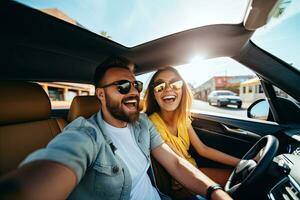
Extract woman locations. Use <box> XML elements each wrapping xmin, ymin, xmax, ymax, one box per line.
<box><xmin>144</xmin><ymin>67</ymin><xmax>239</xmax><ymax>198</ymax></box>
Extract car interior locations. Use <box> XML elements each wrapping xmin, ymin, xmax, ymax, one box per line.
<box><xmin>0</xmin><ymin>0</ymin><xmax>300</xmax><ymax>200</ymax></box>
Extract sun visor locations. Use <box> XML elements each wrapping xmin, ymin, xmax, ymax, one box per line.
<box><xmin>243</xmin><ymin>0</ymin><xmax>279</xmax><ymax>31</ymax></box>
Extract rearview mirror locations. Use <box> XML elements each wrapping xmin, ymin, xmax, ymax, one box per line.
<box><xmin>247</xmin><ymin>99</ymin><xmax>270</xmax><ymax>120</ymax></box>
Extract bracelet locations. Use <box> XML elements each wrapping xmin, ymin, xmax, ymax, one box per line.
<box><xmin>206</xmin><ymin>184</ymin><xmax>223</xmax><ymax>200</ymax></box>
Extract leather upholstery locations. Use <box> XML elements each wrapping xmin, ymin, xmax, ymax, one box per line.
<box><xmin>0</xmin><ymin>81</ymin><xmax>66</xmax><ymax>175</ymax></box>
<box><xmin>199</xmin><ymin>168</ymin><xmax>232</xmax><ymax>187</ymax></box>
<box><xmin>56</xmin><ymin>118</ymin><xmax>68</xmax><ymax>131</ymax></box>
<box><xmin>67</xmin><ymin>96</ymin><xmax>101</xmax><ymax>122</ymax></box>
<box><xmin>152</xmin><ymin>159</ymin><xmax>232</xmax><ymax>199</ymax></box>
<box><xmin>0</xmin><ymin>81</ymin><xmax>51</xmax><ymax>125</ymax></box>
<box><xmin>0</xmin><ymin>119</ymin><xmax>62</xmax><ymax>175</ymax></box>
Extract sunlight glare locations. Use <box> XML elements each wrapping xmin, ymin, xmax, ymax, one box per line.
<box><xmin>190</xmin><ymin>55</ymin><xmax>206</xmax><ymax>65</ymax></box>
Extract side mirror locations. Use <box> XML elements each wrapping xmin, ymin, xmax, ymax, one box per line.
<box><xmin>247</xmin><ymin>99</ymin><xmax>270</xmax><ymax>120</ymax></box>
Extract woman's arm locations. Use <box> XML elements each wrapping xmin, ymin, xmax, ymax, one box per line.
<box><xmin>188</xmin><ymin>126</ymin><xmax>240</xmax><ymax>167</ymax></box>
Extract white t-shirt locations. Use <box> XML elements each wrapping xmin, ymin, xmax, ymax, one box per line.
<box><xmin>103</xmin><ymin>121</ymin><xmax>160</xmax><ymax>200</ymax></box>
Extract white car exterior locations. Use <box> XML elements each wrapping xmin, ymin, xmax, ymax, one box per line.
<box><xmin>208</xmin><ymin>90</ymin><xmax>242</xmax><ymax>108</ymax></box>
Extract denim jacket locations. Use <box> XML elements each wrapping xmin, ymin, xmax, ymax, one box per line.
<box><xmin>21</xmin><ymin>111</ymin><xmax>165</xmax><ymax>200</ymax></box>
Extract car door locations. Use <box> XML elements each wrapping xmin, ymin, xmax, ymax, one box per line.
<box><xmin>190</xmin><ymin>110</ymin><xmax>283</xmax><ymax>168</ymax></box>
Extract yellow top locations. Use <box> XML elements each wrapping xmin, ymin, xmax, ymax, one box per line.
<box><xmin>149</xmin><ymin>112</ymin><xmax>197</xmax><ymax>167</ymax></box>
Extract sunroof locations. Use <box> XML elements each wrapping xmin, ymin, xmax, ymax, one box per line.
<box><xmin>16</xmin><ymin>0</ymin><xmax>250</xmax><ymax>47</ymax></box>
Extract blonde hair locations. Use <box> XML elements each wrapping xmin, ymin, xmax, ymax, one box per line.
<box><xmin>144</xmin><ymin>67</ymin><xmax>193</xmax><ymax>128</ymax></box>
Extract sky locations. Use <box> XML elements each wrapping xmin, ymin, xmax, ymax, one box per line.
<box><xmin>15</xmin><ymin>0</ymin><xmax>300</xmax><ymax>88</ymax></box>
<box><xmin>15</xmin><ymin>0</ymin><xmax>249</xmax><ymax>47</ymax></box>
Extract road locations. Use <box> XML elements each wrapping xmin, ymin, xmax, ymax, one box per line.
<box><xmin>191</xmin><ymin>100</ymin><xmax>251</xmax><ymax>118</ymax></box>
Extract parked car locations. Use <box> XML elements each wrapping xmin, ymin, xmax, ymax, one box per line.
<box><xmin>208</xmin><ymin>90</ymin><xmax>242</xmax><ymax>108</ymax></box>
<box><xmin>0</xmin><ymin>1</ymin><xmax>300</xmax><ymax>200</ymax></box>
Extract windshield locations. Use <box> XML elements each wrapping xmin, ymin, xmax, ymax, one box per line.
<box><xmin>217</xmin><ymin>92</ymin><xmax>234</xmax><ymax>96</ymax></box>
<box><xmin>15</xmin><ymin>0</ymin><xmax>249</xmax><ymax>47</ymax></box>
<box><xmin>252</xmin><ymin>0</ymin><xmax>300</xmax><ymax>72</ymax></box>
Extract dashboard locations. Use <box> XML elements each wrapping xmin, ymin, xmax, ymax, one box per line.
<box><xmin>284</xmin><ymin>129</ymin><xmax>300</xmax><ymax>156</ymax></box>
<box><xmin>268</xmin><ymin>154</ymin><xmax>300</xmax><ymax>200</ymax></box>
<box><xmin>287</xmin><ymin>146</ymin><xmax>300</xmax><ymax>156</ymax></box>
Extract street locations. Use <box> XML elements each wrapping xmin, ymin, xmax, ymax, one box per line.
<box><xmin>191</xmin><ymin>99</ymin><xmax>250</xmax><ymax>118</ymax></box>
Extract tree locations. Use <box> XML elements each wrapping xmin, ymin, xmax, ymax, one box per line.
<box><xmin>99</xmin><ymin>31</ymin><xmax>112</xmax><ymax>39</ymax></box>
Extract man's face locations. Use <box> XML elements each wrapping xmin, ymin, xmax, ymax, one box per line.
<box><xmin>100</xmin><ymin>67</ymin><xmax>140</xmax><ymax>123</ymax></box>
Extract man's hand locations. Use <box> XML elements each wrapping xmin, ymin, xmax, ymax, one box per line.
<box><xmin>0</xmin><ymin>160</ymin><xmax>77</xmax><ymax>200</ymax></box>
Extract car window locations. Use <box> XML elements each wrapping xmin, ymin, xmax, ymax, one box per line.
<box><xmin>216</xmin><ymin>92</ymin><xmax>234</xmax><ymax>96</ymax></box>
<box><xmin>137</xmin><ymin>57</ymin><xmax>270</xmax><ymax>121</ymax></box>
<box><xmin>37</xmin><ymin>82</ymin><xmax>95</xmax><ymax>109</ymax></box>
<box><xmin>250</xmin><ymin>0</ymin><xmax>300</xmax><ymax>119</ymax></box>
<box><xmin>273</xmin><ymin>85</ymin><xmax>300</xmax><ymax>107</ymax></box>
<box><xmin>16</xmin><ymin>0</ymin><xmax>249</xmax><ymax>47</ymax></box>
<box><xmin>252</xmin><ymin>0</ymin><xmax>300</xmax><ymax>72</ymax></box>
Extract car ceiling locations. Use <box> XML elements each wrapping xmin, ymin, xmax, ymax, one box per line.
<box><xmin>0</xmin><ymin>0</ymin><xmax>272</xmax><ymax>85</ymax></box>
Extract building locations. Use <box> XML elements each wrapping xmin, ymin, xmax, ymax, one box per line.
<box><xmin>239</xmin><ymin>77</ymin><xmax>266</xmax><ymax>104</ymax></box>
<box><xmin>194</xmin><ymin>75</ymin><xmax>253</xmax><ymax>101</ymax></box>
<box><xmin>40</xmin><ymin>8</ymin><xmax>85</xmax><ymax>28</ymax></box>
<box><xmin>38</xmin><ymin>82</ymin><xmax>95</xmax><ymax>109</ymax></box>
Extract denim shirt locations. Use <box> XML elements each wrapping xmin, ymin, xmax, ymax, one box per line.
<box><xmin>21</xmin><ymin>111</ymin><xmax>164</xmax><ymax>200</ymax></box>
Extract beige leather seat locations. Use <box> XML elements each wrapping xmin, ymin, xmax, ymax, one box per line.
<box><xmin>0</xmin><ymin>81</ymin><xmax>67</xmax><ymax>175</ymax></box>
<box><xmin>67</xmin><ymin>96</ymin><xmax>101</xmax><ymax>122</ymax></box>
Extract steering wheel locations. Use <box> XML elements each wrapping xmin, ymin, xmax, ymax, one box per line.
<box><xmin>224</xmin><ymin>135</ymin><xmax>279</xmax><ymax>198</ymax></box>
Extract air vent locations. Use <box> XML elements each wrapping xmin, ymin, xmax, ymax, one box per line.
<box><xmin>269</xmin><ymin>177</ymin><xmax>300</xmax><ymax>200</ymax></box>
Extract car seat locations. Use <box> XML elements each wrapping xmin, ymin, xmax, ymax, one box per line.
<box><xmin>0</xmin><ymin>81</ymin><xmax>66</xmax><ymax>175</ymax></box>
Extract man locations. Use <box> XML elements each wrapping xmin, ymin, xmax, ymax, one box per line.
<box><xmin>0</xmin><ymin>57</ymin><xmax>232</xmax><ymax>200</ymax></box>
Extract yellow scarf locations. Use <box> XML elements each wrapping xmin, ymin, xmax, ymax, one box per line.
<box><xmin>149</xmin><ymin>112</ymin><xmax>197</xmax><ymax>167</ymax></box>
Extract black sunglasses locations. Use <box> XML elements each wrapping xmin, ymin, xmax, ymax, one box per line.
<box><xmin>100</xmin><ymin>80</ymin><xmax>143</xmax><ymax>94</ymax></box>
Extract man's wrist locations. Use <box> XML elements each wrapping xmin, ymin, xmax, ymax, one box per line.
<box><xmin>206</xmin><ymin>184</ymin><xmax>223</xmax><ymax>200</ymax></box>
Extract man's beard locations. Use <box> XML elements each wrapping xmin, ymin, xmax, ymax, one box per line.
<box><xmin>105</xmin><ymin>92</ymin><xmax>140</xmax><ymax>123</ymax></box>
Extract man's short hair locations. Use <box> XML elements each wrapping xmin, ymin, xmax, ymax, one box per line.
<box><xmin>93</xmin><ymin>56</ymin><xmax>135</xmax><ymax>88</ymax></box>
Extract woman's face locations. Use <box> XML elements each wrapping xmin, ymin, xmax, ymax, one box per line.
<box><xmin>153</xmin><ymin>70</ymin><xmax>183</xmax><ymax>112</ymax></box>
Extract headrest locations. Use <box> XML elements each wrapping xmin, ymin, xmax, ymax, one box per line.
<box><xmin>67</xmin><ymin>96</ymin><xmax>101</xmax><ymax>122</ymax></box>
<box><xmin>0</xmin><ymin>81</ymin><xmax>51</xmax><ymax>125</ymax></box>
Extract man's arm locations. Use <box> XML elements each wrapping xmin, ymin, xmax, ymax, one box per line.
<box><xmin>0</xmin><ymin>160</ymin><xmax>76</xmax><ymax>200</ymax></box>
<box><xmin>0</xmin><ymin>118</ymin><xmax>99</xmax><ymax>199</ymax></box>
<box><xmin>151</xmin><ymin>143</ymin><xmax>233</xmax><ymax>200</ymax></box>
